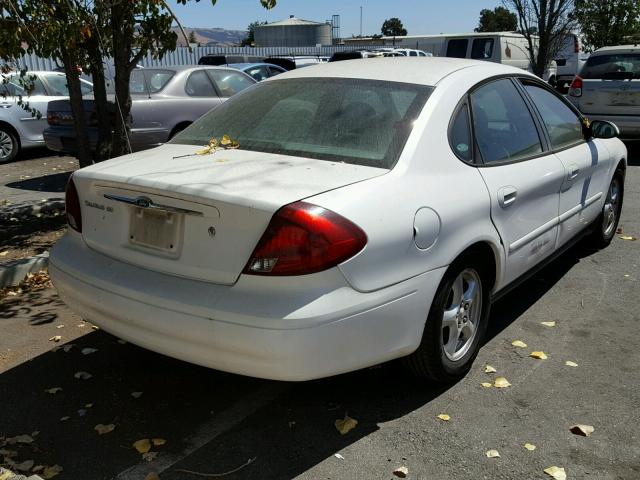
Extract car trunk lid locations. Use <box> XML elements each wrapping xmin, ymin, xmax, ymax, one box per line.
<box><xmin>73</xmin><ymin>144</ymin><xmax>386</xmax><ymax>284</ymax></box>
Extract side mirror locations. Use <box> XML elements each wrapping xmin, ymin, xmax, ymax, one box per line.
<box><xmin>589</xmin><ymin>119</ymin><xmax>620</xmax><ymax>139</ymax></box>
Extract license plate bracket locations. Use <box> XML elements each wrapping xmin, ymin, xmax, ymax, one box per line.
<box><xmin>129</xmin><ymin>207</ymin><xmax>183</xmax><ymax>255</ymax></box>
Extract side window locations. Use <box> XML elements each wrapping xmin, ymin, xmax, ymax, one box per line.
<box><xmin>471</xmin><ymin>39</ymin><xmax>494</xmax><ymax>59</ymax></box>
<box><xmin>185</xmin><ymin>70</ymin><xmax>216</xmax><ymax>97</ymax></box>
<box><xmin>9</xmin><ymin>74</ymin><xmax>46</xmax><ymax>96</ymax></box>
<box><xmin>409</xmin><ymin>51</ymin><xmax>418</xmax><ymax>57</ymax></box>
<box><xmin>129</xmin><ymin>70</ymin><xmax>147</xmax><ymax>95</ymax></box>
<box><xmin>245</xmin><ymin>67</ymin><xmax>268</xmax><ymax>82</ymax></box>
<box><xmin>450</xmin><ymin>103</ymin><xmax>472</xmax><ymax>161</ymax></box>
<box><xmin>268</xmin><ymin>67</ymin><xmax>284</xmax><ymax>77</ymax></box>
<box><xmin>207</xmin><ymin>70</ymin><xmax>255</xmax><ymax>97</ymax></box>
<box><xmin>522</xmin><ymin>81</ymin><xmax>584</xmax><ymax>149</ymax></box>
<box><xmin>470</xmin><ymin>79</ymin><xmax>542</xmax><ymax>164</ymax></box>
<box><xmin>446</xmin><ymin>39</ymin><xmax>468</xmax><ymax>58</ymax></box>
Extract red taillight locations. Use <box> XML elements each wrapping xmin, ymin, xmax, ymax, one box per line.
<box><xmin>569</xmin><ymin>76</ymin><xmax>583</xmax><ymax>97</ymax></box>
<box><xmin>244</xmin><ymin>201</ymin><xmax>367</xmax><ymax>276</ymax></box>
<box><xmin>65</xmin><ymin>177</ymin><xmax>82</xmax><ymax>233</ymax></box>
<box><xmin>47</xmin><ymin>112</ymin><xmax>60</xmax><ymax>126</ymax></box>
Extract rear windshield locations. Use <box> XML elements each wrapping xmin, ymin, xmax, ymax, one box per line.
<box><xmin>171</xmin><ymin>78</ymin><xmax>432</xmax><ymax>169</ymax></box>
<box><xmin>581</xmin><ymin>53</ymin><xmax>640</xmax><ymax>79</ymax></box>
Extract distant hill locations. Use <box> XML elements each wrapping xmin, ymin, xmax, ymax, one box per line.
<box><xmin>173</xmin><ymin>27</ymin><xmax>248</xmax><ymax>47</ymax></box>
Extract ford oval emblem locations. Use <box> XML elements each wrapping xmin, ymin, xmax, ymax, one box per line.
<box><xmin>135</xmin><ymin>196</ymin><xmax>152</xmax><ymax>208</ymax></box>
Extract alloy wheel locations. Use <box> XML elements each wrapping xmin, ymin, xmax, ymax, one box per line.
<box><xmin>0</xmin><ymin>130</ymin><xmax>14</xmax><ymax>161</ymax></box>
<box><xmin>602</xmin><ymin>178</ymin><xmax>620</xmax><ymax>238</ymax></box>
<box><xmin>442</xmin><ymin>268</ymin><xmax>482</xmax><ymax>362</ymax></box>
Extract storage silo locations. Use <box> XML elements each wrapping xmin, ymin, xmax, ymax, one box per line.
<box><xmin>254</xmin><ymin>16</ymin><xmax>332</xmax><ymax>47</ymax></box>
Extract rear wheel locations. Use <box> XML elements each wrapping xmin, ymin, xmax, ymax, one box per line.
<box><xmin>589</xmin><ymin>171</ymin><xmax>624</xmax><ymax>248</ymax></box>
<box><xmin>0</xmin><ymin>127</ymin><xmax>18</xmax><ymax>163</ymax></box>
<box><xmin>403</xmin><ymin>255</ymin><xmax>491</xmax><ymax>383</ymax></box>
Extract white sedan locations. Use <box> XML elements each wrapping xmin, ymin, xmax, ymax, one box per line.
<box><xmin>50</xmin><ymin>58</ymin><xmax>627</xmax><ymax>382</ymax></box>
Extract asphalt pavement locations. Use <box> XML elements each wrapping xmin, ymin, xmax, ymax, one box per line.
<box><xmin>0</xmin><ymin>147</ymin><xmax>639</xmax><ymax>480</ymax></box>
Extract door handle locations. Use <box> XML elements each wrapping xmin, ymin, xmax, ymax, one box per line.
<box><xmin>498</xmin><ymin>186</ymin><xmax>518</xmax><ymax>207</ymax></box>
<box><xmin>568</xmin><ymin>166</ymin><xmax>580</xmax><ymax>180</ymax></box>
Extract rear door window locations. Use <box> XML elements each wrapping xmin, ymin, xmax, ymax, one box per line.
<box><xmin>471</xmin><ymin>39</ymin><xmax>494</xmax><ymax>59</ymax></box>
<box><xmin>446</xmin><ymin>39</ymin><xmax>469</xmax><ymax>58</ymax></box>
<box><xmin>185</xmin><ymin>70</ymin><xmax>217</xmax><ymax>97</ymax></box>
<box><xmin>5</xmin><ymin>74</ymin><xmax>46</xmax><ymax>96</ymax></box>
<box><xmin>129</xmin><ymin>70</ymin><xmax>147</xmax><ymax>94</ymax></box>
<box><xmin>470</xmin><ymin>79</ymin><xmax>543</xmax><ymax>163</ymax></box>
<box><xmin>207</xmin><ymin>70</ymin><xmax>255</xmax><ymax>97</ymax></box>
<box><xmin>581</xmin><ymin>53</ymin><xmax>640</xmax><ymax>79</ymax></box>
<box><xmin>521</xmin><ymin>81</ymin><xmax>584</xmax><ymax>149</ymax></box>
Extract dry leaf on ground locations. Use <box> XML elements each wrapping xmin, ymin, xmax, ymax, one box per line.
<box><xmin>131</xmin><ymin>391</ymin><xmax>143</xmax><ymax>398</ymax></box>
<box><xmin>524</xmin><ymin>443</ymin><xmax>536</xmax><ymax>451</ymax></box>
<box><xmin>484</xmin><ymin>365</ymin><xmax>497</xmax><ymax>373</ymax></box>
<box><xmin>565</xmin><ymin>361</ymin><xmax>578</xmax><ymax>367</ymax></box>
<box><xmin>6</xmin><ymin>434</ymin><xmax>34</xmax><ymax>444</ymax></box>
<box><xmin>45</xmin><ymin>387</ymin><xmax>62</xmax><ymax>394</ymax></box>
<box><xmin>117</xmin><ymin>339</ymin><xmax>127</xmax><ymax>344</ymax></box>
<box><xmin>74</xmin><ymin>371</ymin><xmax>93</xmax><ymax>380</ymax></box>
<box><xmin>494</xmin><ymin>377</ymin><xmax>511</xmax><ymax>388</ymax></box>
<box><xmin>334</xmin><ymin>453</ymin><xmax>344</xmax><ymax>460</ymax></box>
<box><xmin>56</xmin><ymin>324</ymin><xmax>64</xmax><ymax>329</ymax></box>
<box><xmin>41</xmin><ymin>465</ymin><xmax>63</xmax><ymax>479</ymax></box>
<box><xmin>544</xmin><ymin>466</ymin><xmax>567</xmax><ymax>480</ymax></box>
<box><xmin>133</xmin><ymin>439</ymin><xmax>152</xmax><ymax>454</ymax></box>
<box><xmin>0</xmin><ymin>251</ymin><xmax>8</xmax><ymax>257</ymax></box>
<box><xmin>619</xmin><ymin>235</ymin><xmax>637</xmax><ymax>241</ymax></box>
<box><xmin>480</xmin><ymin>382</ymin><xmax>492</xmax><ymax>388</ymax></box>
<box><xmin>14</xmin><ymin>459</ymin><xmax>35</xmax><ymax>472</ymax></box>
<box><xmin>541</xmin><ymin>321</ymin><xmax>556</xmax><ymax>327</ymax></box>
<box><xmin>530</xmin><ymin>351</ymin><xmax>548</xmax><ymax>360</ymax></box>
<box><xmin>485</xmin><ymin>449</ymin><xmax>500</xmax><ymax>458</ymax></box>
<box><xmin>570</xmin><ymin>424</ymin><xmax>594</xmax><ymax>437</ymax></box>
<box><xmin>511</xmin><ymin>340</ymin><xmax>527</xmax><ymax>348</ymax></box>
<box><xmin>334</xmin><ymin>414</ymin><xmax>358</xmax><ymax>435</ymax></box>
<box><xmin>393</xmin><ymin>466</ymin><xmax>409</xmax><ymax>478</ymax></box>
<box><xmin>437</xmin><ymin>414</ymin><xmax>450</xmax><ymax>421</ymax></box>
<box><xmin>94</xmin><ymin>424</ymin><xmax>116</xmax><ymax>435</ymax></box>
<box><xmin>151</xmin><ymin>438</ymin><xmax>166</xmax><ymax>446</ymax></box>
<box><xmin>49</xmin><ymin>336</ymin><xmax>62</xmax><ymax>342</ymax></box>
<box><xmin>81</xmin><ymin>347</ymin><xmax>98</xmax><ymax>355</ymax></box>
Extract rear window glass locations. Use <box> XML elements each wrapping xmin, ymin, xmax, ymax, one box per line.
<box><xmin>171</xmin><ymin>78</ymin><xmax>432</xmax><ymax>169</ymax></box>
<box><xmin>581</xmin><ymin>53</ymin><xmax>640</xmax><ymax>79</ymax></box>
<box><xmin>207</xmin><ymin>70</ymin><xmax>255</xmax><ymax>97</ymax></box>
<box><xmin>471</xmin><ymin>39</ymin><xmax>494</xmax><ymax>59</ymax></box>
<box><xmin>42</xmin><ymin>73</ymin><xmax>92</xmax><ymax>95</ymax></box>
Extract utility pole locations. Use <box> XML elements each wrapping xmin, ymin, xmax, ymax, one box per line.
<box><xmin>360</xmin><ymin>6</ymin><xmax>362</xmax><ymax>37</ymax></box>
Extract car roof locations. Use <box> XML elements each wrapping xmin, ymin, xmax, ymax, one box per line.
<box><xmin>229</xmin><ymin>63</ymin><xmax>283</xmax><ymax>69</ymax></box>
<box><xmin>591</xmin><ymin>45</ymin><xmax>640</xmax><ymax>55</ymax></box>
<box><xmin>273</xmin><ymin>57</ymin><xmax>527</xmax><ymax>86</ymax></box>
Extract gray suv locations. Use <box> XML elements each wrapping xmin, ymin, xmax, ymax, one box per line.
<box><xmin>568</xmin><ymin>45</ymin><xmax>640</xmax><ymax>139</ymax></box>
<box><xmin>0</xmin><ymin>71</ymin><xmax>93</xmax><ymax>163</ymax></box>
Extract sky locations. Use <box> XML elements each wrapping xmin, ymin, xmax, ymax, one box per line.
<box><xmin>173</xmin><ymin>0</ymin><xmax>503</xmax><ymax>36</ymax></box>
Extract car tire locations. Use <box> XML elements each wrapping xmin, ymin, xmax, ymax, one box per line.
<box><xmin>589</xmin><ymin>170</ymin><xmax>624</xmax><ymax>249</ymax></box>
<box><xmin>402</xmin><ymin>254</ymin><xmax>491</xmax><ymax>383</ymax></box>
<box><xmin>0</xmin><ymin>127</ymin><xmax>19</xmax><ymax>164</ymax></box>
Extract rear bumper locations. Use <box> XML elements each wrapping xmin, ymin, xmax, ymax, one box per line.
<box><xmin>43</xmin><ymin>126</ymin><xmax>98</xmax><ymax>153</ymax></box>
<box><xmin>49</xmin><ymin>232</ymin><xmax>445</xmax><ymax>381</ymax></box>
<box><xmin>582</xmin><ymin>114</ymin><xmax>640</xmax><ymax>139</ymax></box>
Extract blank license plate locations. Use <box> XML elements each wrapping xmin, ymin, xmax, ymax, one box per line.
<box><xmin>129</xmin><ymin>208</ymin><xmax>181</xmax><ymax>253</ymax></box>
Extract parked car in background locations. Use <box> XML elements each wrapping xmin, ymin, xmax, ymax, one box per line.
<box><xmin>329</xmin><ymin>50</ymin><xmax>385</xmax><ymax>62</ymax></box>
<box><xmin>0</xmin><ymin>71</ymin><xmax>93</xmax><ymax>163</ymax></box>
<box><xmin>51</xmin><ymin>58</ymin><xmax>625</xmax><ymax>383</ymax></box>
<box><xmin>44</xmin><ymin>66</ymin><xmax>255</xmax><ymax>155</ymax></box>
<box><xmin>568</xmin><ymin>45</ymin><xmax>640</xmax><ymax>139</ymax></box>
<box><xmin>554</xmin><ymin>33</ymin><xmax>589</xmax><ymax>93</ymax></box>
<box><xmin>228</xmin><ymin>63</ymin><xmax>287</xmax><ymax>82</ymax></box>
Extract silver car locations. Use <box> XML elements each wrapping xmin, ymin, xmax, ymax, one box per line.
<box><xmin>44</xmin><ymin>66</ymin><xmax>256</xmax><ymax>154</ymax></box>
<box><xmin>0</xmin><ymin>71</ymin><xmax>93</xmax><ymax>163</ymax></box>
<box><xmin>568</xmin><ymin>45</ymin><xmax>640</xmax><ymax>138</ymax></box>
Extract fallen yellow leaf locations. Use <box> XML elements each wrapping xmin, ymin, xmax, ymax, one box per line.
<box><xmin>393</xmin><ymin>466</ymin><xmax>409</xmax><ymax>478</ymax></box>
<box><xmin>133</xmin><ymin>438</ymin><xmax>152</xmax><ymax>454</ymax></box>
<box><xmin>45</xmin><ymin>387</ymin><xmax>62</xmax><ymax>394</ymax></box>
<box><xmin>437</xmin><ymin>414</ymin><xmax>450</xmax><ymax>421</ymax></box>
<box><xmin>74</xmin><ymin>371</ymin><xmax>93</xmax><ymax>380</ymax></box>
<box><xmin>60</xmin><ymin>416</ymin><xmax>70</xmax><ymax>422</ymax></box>
<box><xmin>41</xmin><ymin>465</ymin><xmax>63</xmax><ymax>479</ymax></box>
<box><xmin>145</xmin><ymin>473</ymin><xmax>160</xmax><ymax>480</ymax></box>
<box><xmin>530</xmin><ymin>351</ymin><xmax>548</xmax><ymax>360</ymax></box>
<box><xmin>56</xmin><ymin>324</ymin><xmax>65</xmax><ymax>329</ymax></box>
<box><xmin>94</xmin><ymin>424</ymin><xmax>116</xmax><ymax>435</ymax></box>
<box><xmin>569</xmin><ymin>424</ymin><xmax>594</xmax><ymax>437</ymax></box>
<box><xmin>484</xmin><ymin>365</ymin><xmax>497</xmax><ymax>373</ymax></box>
<box><xmin>485</xmin><ymin>449</ymin><xmax>500</xmax><ymax>458</ymax></box>
<box><xmin>480</xmin><ymin>382</ymin><xmax>492</xmax><ymax>388</ymax></box>
<box><xmin>131</xmin><ymin>391</ymin><xmax>143</xmax><ymax>398</ymax></box>
<box><xmin>49</xmin><ymin>336</ymin><xmax>62</xmax><ymax>342</ymax></box>
<box><xmin>0</xmin><ymin>251</ymin><xmax>8</xmax><ymax>257</ymax></box>
<box><xmin>81</xmin><ymin>347</ymin><xmax>98</xmax><ymax>355</ymax></box>
<box><xmin>619</xmin><ymin>235</ymin><xmax>636</xmax><ymax>241</ymax></box>
<box><xmin>6</xmin><ymin>434</ymin><xmax>34</xmax><ymax>444</ymax></box>
<box><xmin>152</xmin><ymin>438</ymin><xmax>166</xmax><ymax>446</ymax></box>
<box><xmin>544</xmin><ymin>466</ymin><xmax>566</xmax><ymax>480</ymax></box>
<box><xmin>511</xmin><ymin>340</ymin><xmax>527</xmax><ymax>348</ymax></box>
<box><xmin>524</xmin><ymin>443</ymin><xmax>536</xmax><ymax>451</ymax></box>
<box><xmin>0</xmin><ymin>472</ymin><xmax>11</xmax><ymax>480</ymax></box>
<box><xmin>565</xmin><ymin>361</ymin><xmax>578</xmax><ymax>367</ymax></box>
<box><xmin>335</xmin><ymin>414</ymin><xmax>358</xmax><ymax>435</ymax></box>
<box><xmin>494</xmin><ymin>377</ymin><xmax>511</xmax><ymax>388</ymax></box>
<box><xmin>541</xmin><ymin>321</ymin><xmax>556</xmax><ymax>327</ymax></box>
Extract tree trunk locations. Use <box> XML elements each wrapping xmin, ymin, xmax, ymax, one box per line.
<box><xmin>87</xmin><ymin>38</ymin><xmax>112</xmax><ymax>162</ymax></box>
<box><xmin>110</xmin><ymin>6</ymin><xmax>134</xmax><ymax>159</ymax></box>
<box><xmin>61</xmin><ymin>51</ymin><xmax>93</xmax><ymax>168</ymax></box>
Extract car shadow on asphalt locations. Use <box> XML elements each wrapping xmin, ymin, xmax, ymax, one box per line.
<box><xmin>5</xmin><ymin>172</ymin><xmax>71</xmax><ymax>194</ymax></box>
<box><xmin>0</xmin><ymin>243</ymin><xmax>601</xmax><ymax>480</ymax></box>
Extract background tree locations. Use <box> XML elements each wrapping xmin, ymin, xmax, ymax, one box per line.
<box><xmin>574</xmin><ymin>0</ymin><xmax>640</xmax><ymax>51</ymax></box>
<box><xmin>188</xmin><ymin>30</ymin><xmax>199</xmax><ymax>45</ymax></box>
<box><xmin>475</xmin><ymin>6</ymin><xmax>518</xmax><ymax>32</ymax></box>
<box><xmin>240</xmin><ymin>20</ymin><xmax>265</xmax><ymax>47</ymax></box>
<box><xmin>381</xmin><ymin>18</ymin><xmax>407</xmax><ymax>37</ymax></box>
<box><xmin>503</xmin><ymin>0</ymin><xmax>576</xmax><ymax>77</ymax></box>
<box><xmin>0</xmin><ymin>0</ymin><xmax>276</xmax><ymax>167</ymax></box>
